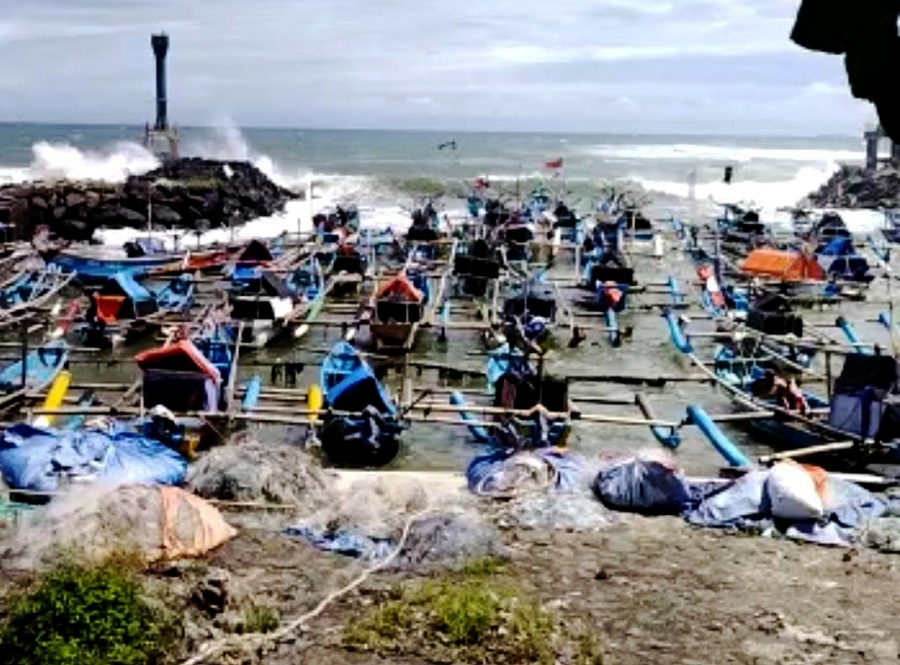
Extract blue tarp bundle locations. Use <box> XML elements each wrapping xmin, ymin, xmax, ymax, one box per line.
<box><xmin>592</xmin><ymin>456</ymin><xmax>695</xmax><ymax>515</ymax></box>
<box><xmin>283</xmin><ymin>525</ymin><xmax>394</xmax><ymax>560</ymax></box>
<box><xmin>466</xmin><ymin>448</ymin><xmax>587</xmax><ymax>496</ymax></box>
<box><xmin>592</xmin><ymin>456</ymin><xmax>890</xmax><ymax>547</ymax></box>
<box><xmin>0</xmin><ymin>423</ymin><xmax>187</xmax><ymax>492</ymax></box>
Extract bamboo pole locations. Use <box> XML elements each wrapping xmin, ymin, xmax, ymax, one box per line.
<box><xmin>758</xmin><ymin>441</ymin><xmax>857</xmax><ymax>465</ymax></box>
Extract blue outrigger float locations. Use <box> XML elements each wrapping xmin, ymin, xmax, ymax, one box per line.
<box><xmin>663</xmin><ymin>309</ymin><xmax>900</xmax><ymax>478</ymax></box>
<box><xmin>318</xmin><ymin>341</ymin><xmax>404</xmax><ymax>467</ymax></box>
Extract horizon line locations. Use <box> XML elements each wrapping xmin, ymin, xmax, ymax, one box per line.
<box><xmin>0</xmin><ymin>120</ymin><xmax>860</xmax><ymax>141</ymax></box>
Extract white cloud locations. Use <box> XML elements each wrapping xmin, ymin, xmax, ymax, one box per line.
<box><xmin>0</xmin><ymin>0</ymin><xmax>866</xmax><ymax>134</ymax></box>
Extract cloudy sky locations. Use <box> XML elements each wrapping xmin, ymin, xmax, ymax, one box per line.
<box><xmin>0</xmin><ymin>0</ymin><xmax>875</xmax><ymax>134</ymax></box>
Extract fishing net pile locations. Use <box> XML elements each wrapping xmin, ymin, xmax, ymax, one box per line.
<box><xmin>186</xmin><ymin>436</ymin><xmax>334</xmax><ymax>510</ymax></box>
<box><xmin>1</xmin><ymin>485</ymin><xmax>236</xmax><ymax>569</ymax></box>
<box><xmin>287</xmin><ymin>473</ymin><xmax>500</xmax><ymax>568</ymax></box>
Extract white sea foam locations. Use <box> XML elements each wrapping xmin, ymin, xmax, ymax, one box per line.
<box><xmin>585</xmin><ymin>142</ymin><xmax>863</xmax><ymax>163</ymax></box>
<box><xmin>635</xmin><ymin>162</ymin><xmax>840</xmax><ymax>209</ymax></box>
<box><xmin>29</xmin><ymin>141</ymin><xmax>159</xmax><ymax>182</ymax></box>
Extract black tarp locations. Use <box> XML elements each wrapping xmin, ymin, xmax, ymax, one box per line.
<box><xmin>747</xmin><ymin>292</ymin><xmax>803</xmax><ymax>337</ymax></box>
<box><xmin>235</xmin><ymin>239</ymin><xmax>274</xmax><ymax>263</ymax></box>
<box><xmin>504</xmin><ymin>283</ymin><xmax>556</xmax><ymax>320</ymax></box>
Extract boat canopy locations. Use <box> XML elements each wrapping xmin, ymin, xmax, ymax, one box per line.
<box><xmin>135</xmin><ymin>340</ymin><xmax>222</xmax><ymax>383</ymax></box>
<box><xmin>740</xmin><ymin>249</ymin><xmax>825</xmax><ymax>281</ymax></box>
<box><xmin>376</xmin><ymin>274</ymin><xmax>423</xmax><ymax>302</ymax></box>
<box><xmin>93</xmin><ymin>271</ymin><xmax>158</xmax><ymax>321</ymax></box>
<box><xmin>234</xmin><ymin>239</ymin><xmax>274</xmax><ymax>263</ymax></box>
<box><xmin>818</xmin><ymin>236</ymin><xmax>855</xmax><ymax>257</ymax></box>
<box><xmin>98</xmin><ymin>272</ymin><xmax>154</xmax><ymax>301</ymax></box>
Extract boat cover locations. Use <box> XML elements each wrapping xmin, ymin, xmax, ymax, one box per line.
<box><xmin>819</xmin><ymin>236</ymin><xmax>855</xmax><ymax>256</ymax></box>
<box><xmin>0</xmin><ymin>422</ymin><xmax>187</xmax><ymax>492</ymax></box>
<box><xmin>741</xmin><ymin>248</ymin><xmax>825</xmax><ymax>281</ymax></box>
<box><xmin>326</xmin><ymin>364</ymin><xmax>395</xmax><ymax>415</ymax></box>
<box><xmin>135</xmin><ymin>340</ymin><xmax>222</xmax><ymax>382</ymax></box>
<box><xmin>234</xmin><ymin>238</ymin><xmax>273</xmax><ymax>263</ymax></box>
<box><xmin>375</xmin><ymin>274</ymin><xmax>423</xmax><ymax>302</ymax></box>
<box><xmin>828</xmin><ymin>354</ymin><xmax>900</xmax><ymax>440</ymax></box>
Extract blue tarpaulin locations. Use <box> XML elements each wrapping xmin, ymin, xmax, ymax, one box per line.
<box><xmin>593</xmin><ymin>456</ymin><xmax>694</xmax><ymax>515</ymax></box>
<box><xmin>283</xmin><ymin>525</ymin><xmax>394</xmax><ymax>560</ymax></box>
<box><xmin>592</xmin><ymin>457</ymin><xmax>890</xmax><ymax>547</ymax></box>
<box><xmin>466</xmin><ymin>448</ymin><xmax>587</xmax><ymax>496</ymax></box>
<box><xmin>0</xmin><ymin>423</ymin><xmax>187</xmax><ymax>492</ymax></box>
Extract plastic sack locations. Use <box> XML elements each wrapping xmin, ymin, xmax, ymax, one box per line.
<box><xmin>766</xmin><ymin>461</ymin><xmax>824</xmax><ymax>521</ymax></box>
<box><xmin>592</xmin><ymin>452</ymin><xmax>692</xmax><ymax>515</ymax></box>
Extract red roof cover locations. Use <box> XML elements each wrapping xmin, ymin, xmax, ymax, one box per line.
<box><xmin>375</xmin><ymin>273</ymin><xmax>423</xmax><ymax>302</ymax></box>
<box><xmin>134</xmin><ymin>340</ymin><xmax>222</xmax><ymax>383</ymax></box>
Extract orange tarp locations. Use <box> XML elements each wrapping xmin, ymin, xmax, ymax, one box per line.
<box><xmin>376</xmin><ymin>273</ymin><xmax>423</xmax><ymax>302</ymax></box>
<box><xmin>740</xmin><ymin>249</ymin><xmax>825</xmax><ymax>281</ymax></box>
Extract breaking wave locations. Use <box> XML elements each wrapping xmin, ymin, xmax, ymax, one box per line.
<box><xmin>585</xmin><ymin>143</ymin><xmax>862</xmax><ymax>164</ymax></box>
<box><xmin>28</xmin><ymin>141</ymin><xmax>159</xmax><ymax>182</ymax></box>
<box><xmin>634</xmin><ymin>163</ymin><xmax>841</xmax><ymax>209</ymax></box>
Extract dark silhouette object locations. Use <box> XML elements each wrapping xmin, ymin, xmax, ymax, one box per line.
<box><xmin>791</xmin><ymin>1</ymin><xmax>900</xmax><ymax>141</ymax></box>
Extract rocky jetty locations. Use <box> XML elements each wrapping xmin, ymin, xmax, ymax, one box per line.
<box><xmin>806</xmin><ymin>164</ymin><xmax>900</xmax><ymax>209</ymax></box>
<box><xmin>0</xmin><ymin>158</ymin><xmax>296</xmax><ymax>241</ymax></box>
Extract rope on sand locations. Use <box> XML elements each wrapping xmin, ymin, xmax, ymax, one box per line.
<box><xmin>178</xmin><ymin>507</ymin><xmax>435</xmax><ymax>665</ymax></box>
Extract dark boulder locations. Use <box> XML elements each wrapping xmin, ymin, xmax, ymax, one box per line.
<box><xmin>150</xmin><ymin>204</ymin><xmax>182</xmax><ymax>227</ymax></box>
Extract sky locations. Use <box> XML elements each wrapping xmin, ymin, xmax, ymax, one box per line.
<box><xmin>0</xmin><ymin>0</ymin><xmax>877</xmax><ymax>135</ymax></box>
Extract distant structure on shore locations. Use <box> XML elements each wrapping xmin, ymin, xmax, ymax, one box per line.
<box><xmin>144</xmin><ymin>33</ymin><xmax>179</xmax><ymax>159</ymax></box>
<box><xmin>864</xmin><ymin>124</ymin><xmax>900</xmax><ymax>172</ymax></box>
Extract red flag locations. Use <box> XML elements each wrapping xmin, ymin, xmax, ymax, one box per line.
<box><xmin>544</xmin><ymin>158</ymin><xmax>563</xmax><ymax>169</ymax></box>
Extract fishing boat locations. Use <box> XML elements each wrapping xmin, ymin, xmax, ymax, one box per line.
<box><xmin>500</xmin><ymin>210</ymin><xmax>537</xmax><ymax>263</ymax></box>
<box><xmin>717</xmin><ymin>204</ymin><xmax>768</xmax><ymax>247</ymax></box>
<box><xmin>134</xmin><ymin>323</ymin><xmax>260</xmax><ymax>451</ymax></box>
<box><xmin>662</xmin><ymin>309</ymin><xmax>900</xmax><ymax>478</ymax></box>
<box><xmin>405</xmin><ymin>200</ymin><xmax>447</xmax><ymax>260</ymax></box>
<box><xmin>815</xmin><ymin>237</ymin><xmax>874</xmax><ymax>283</ymax></box>
<box><xmin>82</xmin><ymin>272</ymin><xmax>194</xmax><ymax>346</ymax></box>
<box><xmin>806</xmin><ymin>211</ymin><xmax>851</xmax><ymax>244</ymax></box>
<box><xmin>0</xmin><ymin>265</ymin><xmax>75</xmax><ymax>330</ymax></box>
<box><xmin>549</xmin><ymin>200</ymin><xmax>584</xmax><ymax>244</ymax></box>
<box><xmin>0</xmin><ymin>301</ymin><xmax>78</xmax><ymax>410</ymax></box>
<box><xmin>882</xmin><ymin>210</ymin><xmax>900</xmax><ymax>244</ymax></box>
<box><xmin>452</xmin><ymin>238</ymin><xmax>503</xmax><ymax>297</ymax></box>
<box><xmin>450</xmin><ymin>343</ymin><xmax>571</xmax><ymax>449</ymax></box>
<box><xmin>370</xmin><ymin>272</ymin><xmax>427</xmax><ymax>352</ymax></box>
<box><xmin>0</xmin><ymin>338</ymin><xmax>68</xmax><ymax>401</ymax></box>
<box><xmin>51</xmin><ymin>244</ymin><xmax>184</xmax><ymax>285</ymax></box>
<box><xmin>318</xmin><ymin>341</ymin><xmax>404</xmax><ymax>467</ymax></box>
<box><xmin>502</xmin><ymin>275</ymin><xmax>558</xmax><ymax>350</ymax></box>
<box><xmin>224</xmin><ymin>239</ymin><xmax>275</xmax><ymax>283</ymax></box>
<box><xmin>227</xmin><ymin>270</ymin><xmax>296</xmax><ymax>348</ymax></box>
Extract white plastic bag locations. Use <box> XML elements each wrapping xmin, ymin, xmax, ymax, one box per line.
<box><xmin>766</xmin><ymin>462</ymin><xmax>824</xmax><ymax>520</ymax></box>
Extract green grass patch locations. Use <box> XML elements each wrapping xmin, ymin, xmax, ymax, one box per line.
<box><xmin>242</xmin><ymin>604</ymin><xmax>281</xmax><ymax>634</ymax></box>
<box><xmin>343</xmin><ymin>558</ymin><xmax>600</xmax><ymax>664</ymax></box>
<box><xmin>0</xmin><ymin>561</ymin><xmax>179</xmax><ymax>665</ymax></box>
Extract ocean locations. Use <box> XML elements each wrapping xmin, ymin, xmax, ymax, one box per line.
<box><xmin>0</xmin><ymin>122</ymin><xmax>890</xmax><ymax>475</ymax></box>
<box><xmin>0</xmin><ymin>123</ymin><xmax>882</xmax><ymax>239</ymax></box>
